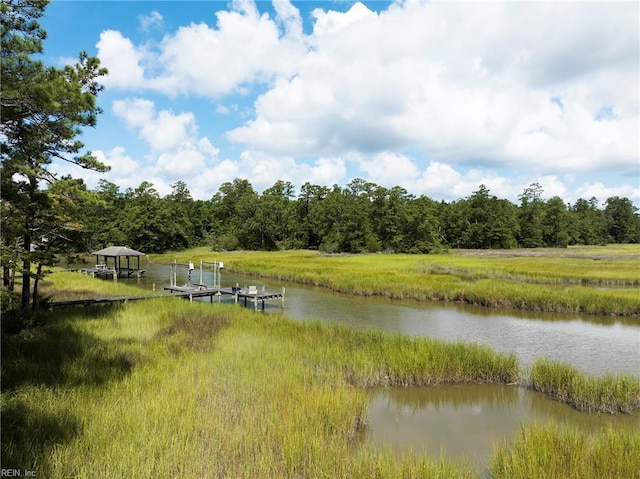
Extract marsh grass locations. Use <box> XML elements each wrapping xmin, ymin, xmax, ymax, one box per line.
<box><xmin>159</xmin><ymin>247</ymin><xmax>640</xmax><ymax>315</ymax></box>
<box><xmin>37</xmin><ymin>270</ymin><xmax>154</xmax><ymax>301</ymax></box>
<box><xmin>491</xmin><ymin>422</ymin><xmax>640</xmax><ymax>479</ymax></box>
<box><xmin>2</xmin><ymin>270</ymin><xmax>638</xmax><ymax>477</ymax></box>
<box><xmin>2</xmin><ymin>287</ymin><xmax>502</xmax><ymax>478</ymax></box>
<box><xmin>529</xmin><ymin>359</ymin><xmax>640</xmax><ymax>414</ymax></box>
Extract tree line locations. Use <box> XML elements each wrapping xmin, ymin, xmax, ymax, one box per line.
<box><xmin>52</xmin><ymin>177</ymin><xmax>640</xmax><ymax>256</ymax></box>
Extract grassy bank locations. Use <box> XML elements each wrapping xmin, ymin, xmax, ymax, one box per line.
<box><xmin>491</xmin><ymin>423</ymin><xmax>640</xmax><ymax>479</ymax></box>
<box><xmin>156</xmin><ymin>246</ymin><xmax>640</xmax><ymax>316</ymax></box>
<box><xmin>37</xmin><ymin>270</ymin><xmax>154</xmax><ymax>302</ymax></box>
<box><xmin>529</xmin><ymin>359</ymin><xmax>640</xmax><ymax>414</ymax></box>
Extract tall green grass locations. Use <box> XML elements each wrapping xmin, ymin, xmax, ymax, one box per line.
<box><xmin>3</xmin><ymin>270</ymin><xmax>638</xmax><ymax>477</ymax></box>
<box><xmin>529</xmin><ymin>359</ymin><xmax>640</xmax><ymax>414</ymax></box>
<box><xmin>157</xmin><ymin>247</ymin><xmax>640</xmax><ymax>315</ymax></box>
<box><xmin>298</xmin><ymin>322</ymin><xmax>519</xmax><ymax>387</ymax></box>
<box><xmin>1</xmin><ymin>297</ymin><xmax>502</xmax><ymax>478</ymax></box>
<box><xmin>491</xmin><ymin>422</ymin><xmax>640</xmax><ymax>479</ymax></box>
<box><xmin>37</xmin><ymin>270</ymin><xmax>154</xmax><ymax>300</ymax></box>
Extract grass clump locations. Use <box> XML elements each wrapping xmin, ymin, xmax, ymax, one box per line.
<box><xmin>529</xmin><ymin>359</ymin><xmax>640</xmax><ymax>414</ymax></box>
<box><xmin>302</xmin><ymin>323</ymin><xmax>519</xmax><ymax>388</ymax></box>
<box><xmin>491</xmin><ymin>422</ymin><xmax>640</xmax><ymax>479</ymax></box>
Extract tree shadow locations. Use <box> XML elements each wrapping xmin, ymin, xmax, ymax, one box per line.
<box><xmin>1</xmin><ymin>400</ymin><xmax>80</xmax><ymax>476</ymax></box>
<box><xmin>1</xmin><ymin>304</ymin><xmax>140</xmax><ymax>473</ymax></box>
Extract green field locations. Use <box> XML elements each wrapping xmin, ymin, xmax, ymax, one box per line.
<box><xmin>2</xmin><ymin>268</ymin><xmax>639</xmax><ymax>478</ymax></box>
<box><xmin>152</xmin><ymin>245</ymin><xmax>640</xmax><ymax>316</ymax></box>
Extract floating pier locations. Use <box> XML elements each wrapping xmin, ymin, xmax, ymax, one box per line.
<box><xmin>165</xmin><ymin>258</ymin><xmax>284</xmax><ymax>310</ymax></box>
<box><xmin>162</xmin><ymin>284</ymin><xmax>285</xmax><ymax>311</ymax></box>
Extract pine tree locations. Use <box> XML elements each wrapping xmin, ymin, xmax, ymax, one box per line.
<box><xmin>1</xmin><ymin>0</ymin><xmax>109</xmax><ymax>314</ymax></box>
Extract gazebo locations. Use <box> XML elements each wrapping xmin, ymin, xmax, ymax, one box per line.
<box><xmin>91</xmin><ymin>246</ymin><xmax>146</xmax><ymax>278</ymax></box>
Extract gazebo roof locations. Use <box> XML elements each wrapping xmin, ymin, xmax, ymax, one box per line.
<box><xmin>91</xmin><ymin>246</ymin><xmax>145</xmax><ymax>257</ymax></box>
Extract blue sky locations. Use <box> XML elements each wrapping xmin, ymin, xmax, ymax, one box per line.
<box><xmin>42</xmin><ymin>0</ymin><xmax>639</xmax><ymax>205</ymax></box>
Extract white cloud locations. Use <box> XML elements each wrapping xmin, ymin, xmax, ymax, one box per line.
<box><xmin>138</xmin><ymin>11</ymin><xmax>163</xmax><ymax>32</ymax></box>
<box><xmin>110</xmin><ymin>98</ymin><xmax>221</xmax><ymax>182</ymax></box>
<box><xmin>113</xmin><ymin>98</ymin><xmax>198</xmax><ymax>153</ymax></box>
<box><xmin>574</xmin><ymin>182</ymin><xmax>640</xmax><ymax>206</ymax></box>
<box><xmin>357</xmin><ymin>152</ymin><xmax>419</xmax><ymax>186</ymax></box>
<box><xmin>311</xmin><ymin>1</ymin><xmax>376</xmax><ymax>38</ymax></box>
<box><xmin>97</xmin><ymin>0</ymin><xmax>306</xmax><ymax>97</ymax></box>
<box><xmin>227</xmin><ymin>0</ymin><xmax>638</xmax><ymax>179</ymax></box>
<box><xmin>96</xmin><ymin>30</ymin><xmax>145</xmax><ymax>89</ymax></box>
<box><xmin>216</xmin><ymin>104</ymin><xmax>230</xmax><ymax>115</ymax></box>
<box><xmin>233</xmin><ymin>151</ymin><xmax>346</xmax><ymax>191</ymax></box>
<box><xmin>49</xmin><ymin>146</ymin><xmax>150</xmax><ymax>194</ymax></box>
<box><xmin>95</xmin><ymin>146</ymin><xmax>139</xmax><ymax>177</ymax></box>
<box><xmin>273</xmin><ymin>0</ymin><xmax>303</xmax><ymax>38</ymax></box>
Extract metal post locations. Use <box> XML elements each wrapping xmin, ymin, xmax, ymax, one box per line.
<box><xmin>200</xmin><ymin>259</ymin><xmax>203</xmax><ymax>286</ymax></box>
<box><xmin>173</xmin><ymin>260</ymin><xmax>177</xmax><ymax>287</ymax></box>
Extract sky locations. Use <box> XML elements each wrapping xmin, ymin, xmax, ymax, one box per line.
<box><xmin>41</xmin><ymin>0</ymin><xmax>639</xmax><ymax>205</ymax></box>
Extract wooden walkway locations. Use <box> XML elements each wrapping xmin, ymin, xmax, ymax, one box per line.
<box><xmin>49</xmin><ymin>285</ymin><xmax>285</xmax><ymax>311</ymax></box>
<box><xmin>70</xmin><ymin>267</ymin><xmax>146</xmax><ymax>279</ymax></box>
<box><xmin>49</xmin><ymin>294</ymin><xmax>163</xmax><ymax>308</ymax></box>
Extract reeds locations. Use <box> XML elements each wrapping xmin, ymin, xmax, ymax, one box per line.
<box><xmin>37</xmin><ymin>270</ymin><xmax>153</xmax><ymax>301</ymax></box>
<box><xmin>529</xmin><ymin>359</ymin><xmax>640</xmax><ymax>414</ymax></box>
<box><xmin>491</xmin><ymin>422</ymin><xmax>640</xmax><ymax>479</ymax></box>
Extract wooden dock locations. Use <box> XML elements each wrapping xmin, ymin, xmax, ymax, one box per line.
<box><xmin>71</xmin><ymin>266</ymin><xmax>146</xmax><ymax>279</ymax></box>
<box><xmin>49</xmin><ymin>294</ymin><xmax>163</xmax><ymax>308</ymax></box>
<box><xmin>49</xmin><ymin>285</ymin><xmax>285</xmax><ymax>311</ymax></box>
<box><xmin>163</xmin><ymin>284</ymin><xmax>285</xmax><ymax>310</ymax></box>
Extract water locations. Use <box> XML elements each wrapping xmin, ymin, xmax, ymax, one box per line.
<box><xmin>117</xmin><ymin>262</ymin><xmax>639</xmax><ymax>471</ymax></box>
<box><xmin>366</xmin><ymin>385</ymin><xmax>639</xmax><ymax>474</ymax></box>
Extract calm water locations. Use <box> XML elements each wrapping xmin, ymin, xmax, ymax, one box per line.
<box><xmin>366</xmin><ymin>385</ymin><xmax>639</xmax><ymax>475</ymax></box>
<box><xmin>118</xmin><ymin>262</ymin><xmax>639</xmax><ymax>472</ymax></box>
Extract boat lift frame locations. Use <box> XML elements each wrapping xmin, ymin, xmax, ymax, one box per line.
<box><xmin>169</xmin><ymin>259</ymin><xmax>224</xmax><ymax>288</ymax></box>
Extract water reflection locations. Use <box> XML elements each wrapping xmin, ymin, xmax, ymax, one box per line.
<box><xmin>366</xmin><ymin>385</ymin><xmax>639</xmax><ymax>472</ymax></box>
<box><xmin>118</xmin><ymin>263</ymin><xmax>640</xmax><ymax>376</ymax></box>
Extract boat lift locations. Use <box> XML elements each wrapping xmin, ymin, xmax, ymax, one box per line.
<box><xmin>169</xmin><ymin>259</ymin><xmax>224</xmax><ymax>289</ymax></box>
